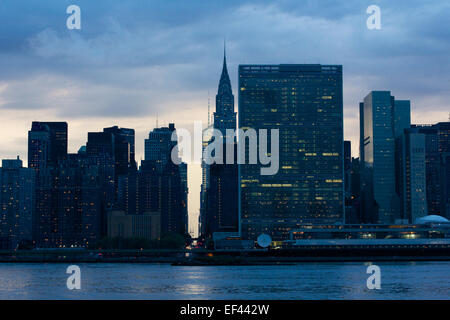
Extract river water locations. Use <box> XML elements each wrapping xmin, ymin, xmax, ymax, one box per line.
<box><xmin>0</xmin><ymin>262</ymin><xmax>448</xmax><ymax>299</ymax></box>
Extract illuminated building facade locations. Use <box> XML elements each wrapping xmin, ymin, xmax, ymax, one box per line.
<box><xmin>0</xmin><ymin>157</ymin><xmax>35</xmax><ymax>249</ymax></box>
<box><xmin>238</xmin><ymin>64</ymin><xmax>344</xmax><ymax>241</ymax></box>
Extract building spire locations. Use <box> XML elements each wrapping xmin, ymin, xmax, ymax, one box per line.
<box><xmin>207</xmin><ymin>90</ymin><xmax>211</xmax><ymax>127</ymax></box>
<box><xmin>221</xmin><ymin>39</ymin><xmax>229</xmax><ymax>79</ymax></box>
<box><xmin>218</xmin><ymin>39</ymin><xmax>231</xmax><ymax>95</ymax></box>
<box><xmin>223</xmin><ymin>37</ymin><xmax>226</xmax><ymax>67</ymax></box>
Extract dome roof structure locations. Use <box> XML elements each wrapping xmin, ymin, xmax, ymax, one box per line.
<box><xmin>415</xmin><ymin>215</ymin><xmax>450</xmax><ymax>224</ymax></box>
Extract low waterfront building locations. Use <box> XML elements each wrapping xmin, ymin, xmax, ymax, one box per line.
<box><xmin>107</xmin><ymin>209</ymin><xmax>161</xmax><ymax>240</ymax></box>
<box><xmin>289</xmin><ymin>219</ymin><xmax>450</xmax><ymax>241</ymax></box>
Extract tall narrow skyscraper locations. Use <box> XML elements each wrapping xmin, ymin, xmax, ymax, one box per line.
<box><xmin>411</xmin><ymin>122</ymin><xmax>450</xmax><ymax>219</ymax></box>
<box><xmin>398</xmin><ymin>128</ymin><xmax>427</xmax><ymax>222</ymax></box>
<box><xmin>239</xmin><ymin>64</ymin><xmax>344</xmax><ymax>241</ymax></box>
<box><xmin>28</xmin><ymin>121</ymin><xmax>68</xmax><ymax>247</ymax></box>
<box><xmin>203</xmin><ymin>47</ymin><xmax>239</xmax><ymax>239</ymax></box>
<box><xmin>360</xmin><ymin>91</ymin><xmax>411</xmax><ymax>223</ymax></box>
<box><xmin>141</xmin><ymin>124</ymin><xmax>188</xmax><ymax>236</ymax></box>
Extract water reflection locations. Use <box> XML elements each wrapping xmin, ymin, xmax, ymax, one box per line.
<box><xmin>0</xmin><ymin>262</ymin><xmax>448</xmax><ymax>299</ymax></box>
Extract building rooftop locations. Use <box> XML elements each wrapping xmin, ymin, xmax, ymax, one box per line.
<box><xmin>415</xmin><ymin>215</ymin><xmax>450</xmax><ymax>224</ymax></box>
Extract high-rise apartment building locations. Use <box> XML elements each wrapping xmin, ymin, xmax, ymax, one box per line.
<box><xmin>0</xmin><ymin>157</ymin><xmax>35</xmax><ymax>249</ymax></box>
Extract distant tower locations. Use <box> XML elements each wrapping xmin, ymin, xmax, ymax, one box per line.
<box><xmin>360</xmin><ymin>91</ymin><xmax>411</xmax><ymax>224</ymax></box>
<box><xmin>204</xmin><ymin>44</ymin><xmax>239</xmax><ymax>239</ymax></box>
<box><xmin>213</xmin><ymin>42</ymin><xmax>237</xmax><ymax>136</ymax></box>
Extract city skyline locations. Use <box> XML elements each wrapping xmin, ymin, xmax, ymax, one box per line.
<box><xmin>1</xmin><ymin>0</ymin><xmax>449</xmax><ymax>235</ymax></box>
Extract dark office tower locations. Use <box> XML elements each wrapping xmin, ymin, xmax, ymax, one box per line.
<box><xmin>359</xmin><ymin>103</ymin><xmax>365</xmax><ymax>164</ymax></box>
<box><xmin>360</xmin><ymin>91</ymin><xmax>410</xmax><ymax>224</ymax></box>
<box><xmin>28</xmin><ymin>123</ymin><xmax>51</xmax><ymax>171</ymax></box>
<box><xmin>359</xmin><ymin>102</ymin><xmax>371</xmax><ymax>223</ymax></box>
<box><xmin>205</xmin><ymin>49</ymin><xmax>239</xmax><ymax>238</ymax></box>
<box><xmin>104</xmin><ymin>126</ymin><xmax>136</xmax><ymax>174</ymax></box>
<box><xmin>179</xmin><ymin>162</ymin><xmax>189</xmax><ymax>234</ymax></box>
<box><xmin>44</xmin><ymin>122</ymin><xmax>68</xmax><ymax>166</ymax></box>
<box><xmin>344</xmin><ymin>141</ymin><xmax>352</xmax><ymax>196</ymax></box>
<box><xmin>398</xmin><ymin>128</ymin><xmax>427</xmax><ymax>222</ymax></box>
<box><xmin>344</xmin><ymin>141</ymin><xmax>353</xmax><ymax>223</ymax></box>
<box><xmin>0</xmin><ymin>157</ymin><xmax>35</xmax><ymax>249</ymax></box>
<box><xmin>138</xmin><ymin>160</ymin><xmax>186</xmax><ymax>236</ymax></box>
<box><xmin>138</xmin><ymin>160</ymin><xmax>159</xmax><ymax>215</ymax></box>
<box><xmin>145</xmin><ymin>124</ymin><xmax>177</xmax><ymax>171</ymax></box>
<box><xmin>348</xmin><ymin>157</ymin><xmax>362</xmax><ymax>223</ymax></box>
<box><xmin>206</xmin><ymin>163</ymin><xmax>238</xmax><ymax>236</ymax></box>
<box><xmin>239</xmin><ymin>64</ymin><xmax>344</xmax><ymax>241</ymax></box>
<box><xmin>86</xmin><ymin>130</ymin><xmax>116</xmax><ymax>191</ymax></box>
<box><xmin>412</xmin><ymin>122</ymin><xmax>450</xmax><ymax>218</ymax></box>
<box><xmin>86</xmin><ymin>131</ymin><xmax>115</xmax><ymax>157</ymax></box>
<box><xmin>28</xmin><ymin>122</ymin><xmax>68</xmax><ymax>169</ymax></box>
<box><xmin>437</xmin><ymin>122</ymin><xmax>450</xmax><ymax>218</ymax></box>
<box><xmin>28</xmin><ymin>122</ymin><xmax>67</xmax><ymax>247</ymax></box>
<box><xmin>416</xmin><ymin>125</ymin><xmax>441</xmax><ymax>216</ymax></box>
<box><xmin>160</xmin><ymin>161</ymin><xmax>186</xmax><ymax>235</ymax></box>
<box><xmin>141</xmin><ymin>124</ymin><xmax>187</xmax><ymax>236</ymax></box>
<box><xmin>118</xmin><ymin>171</ymin><xmax>139</xmax><ymax>215</ymax></box>
<box><xmin>199</xmin><ymin>124</ymin><xmax>214</xmax><ymax>239</ymax></box>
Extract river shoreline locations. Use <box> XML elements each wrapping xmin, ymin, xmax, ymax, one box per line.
<box><xmin>1</xmin><ymin>248</ymin><xmax>450</xmax><ymax>264</ymax></box>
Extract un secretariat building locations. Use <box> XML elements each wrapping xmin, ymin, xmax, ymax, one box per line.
<box><xmin>238</xmin><ymin>64</ymin><xmax>344</xmax><ymax>241</ymax></box>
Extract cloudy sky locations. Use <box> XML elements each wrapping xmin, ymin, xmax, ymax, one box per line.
<box><xmin>1</xmin><ymin>0</ymin><xmax>449</xmax><ymax>234</ymax></box>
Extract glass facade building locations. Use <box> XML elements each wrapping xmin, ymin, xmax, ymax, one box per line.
<box><xmin>360</xmin><ymin>91</ymin><xmax>410</xmax><ymax>224</ymax></box>
<box><xmin>238</xmin><ymin>64</ymin><xmax>344</xmax><ymax>241</ymax></box>
<box><xmin>411</xmin><ymin>122</ymin><xmax>450</xmax><ymax>219</ymax></box>
<box><xmin>399</xmin><ymin>128</ymin><xmax>427</xmax><ymax>222</ymax></box>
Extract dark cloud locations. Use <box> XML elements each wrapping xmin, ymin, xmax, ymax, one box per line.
<box><xmin>0</xmin><ymin>0</ymin><xmax>448</xmax><ymax>119</ymax></box>
<box><xmin>0</xmin><ymin>0</ymin><xmax>448</xmax><ymax>223</ymax></box>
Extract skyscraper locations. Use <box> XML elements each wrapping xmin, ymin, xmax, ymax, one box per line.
<box><xmin>87</xmin><ymin>127</ymin><xmax>134</xmax><ymax>204</ymax></box>
<box><xmin>28</xmin><ymin>121</ymin><xmax>68</xmax><ymax>247</ymax></box>
<box><xmin>437</xmin><ymin>122</ymin><xmax>450</xmax><ymax>218</ymax></box>
<box><xmin>411</xmin><ymin>122</ymin><xmax>450</xmax><ymax>218</ymax></box>
<box><xmin>360</xmin><ymin>91</ymin><xmax>410</xmax><ymax>223</ymax></box>
<box><xmin>239</xmin><ymin>64</ymin><xmax>344</xmax><ymax>241</ymax></box>
<box><xmin>199</xmin><ymin>123</ymin><xmax>214</xmax><ymax>239</ymax></box>
<box><xmin>344</xmin><ymin>140</ymin><xmax>352</xmax><ymax>198</ymax></box>
<box><xmin>145</xmin><ymin>123</ymin><xmax>177</xmax><ymax>171</ymax></box>
<box><xmin>28</xmin><ymin>121</ymin><xmax>68</xmax><ymax>171</ymax></box>
<box><xmin>54</xmin><ymin>154</ymin><xmax>105</xmax><ymax>247</ymax></box>
<box><xmin>203</xmin><ymin>48</ymin><xmax>239</xmax><ymax>238</ymax></box>
<box><xmin>140</xmin><ymin>124</ymin><xmax>188</xmax><ymax>236</ymax></box>
<box><xmin>0</xmin><ymin>157</ymin><xmax>35</xmax><ymax>249</ymax></box>
<box><xmin>398</xmin><ymin>128</ymin><xmax>427</xmax><ymax>222</ymax></box>
<box><xmin>104</xmin><ymin>126</ymin><xmax>136</xmax><ymax>174</ymax></box>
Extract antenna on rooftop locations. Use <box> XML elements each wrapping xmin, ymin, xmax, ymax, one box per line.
<box><xmin>207</xmin><ymin>91</ymin><xmax>211</xmax><ymax>127</ymax></box>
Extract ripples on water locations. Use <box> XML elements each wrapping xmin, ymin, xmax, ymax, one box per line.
<box><xmin>0</xmin><ymin>262</ymin><xmax>448</xmax><ymax>299</ymax></box>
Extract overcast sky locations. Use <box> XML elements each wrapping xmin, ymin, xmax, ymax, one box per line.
<box><xmin>1</xmin><ymin>0</ymin><xmax>449</xmax><ymax>234</ymax></box>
